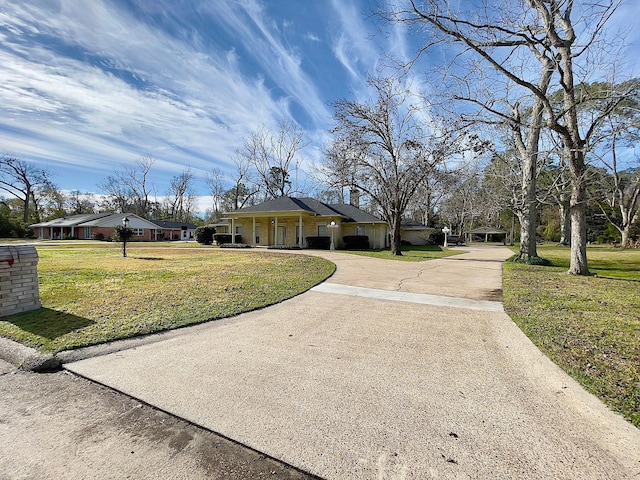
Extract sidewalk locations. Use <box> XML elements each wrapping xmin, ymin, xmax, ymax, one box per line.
<box><xmin>65</xmin><ymin>246</ymin><xmax>640</xmax><ymax>479</ymax></box>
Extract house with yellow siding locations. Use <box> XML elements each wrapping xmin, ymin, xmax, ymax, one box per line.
<box><xmin>225</xmin><ymin>197</ymin><xmax>389</xmax><ymax>249</ymax></box>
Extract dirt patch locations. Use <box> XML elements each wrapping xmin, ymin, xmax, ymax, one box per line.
<box><xmin>482</xmin><ymin>289</ymin><xmax>504</xmax><ymax>301</ymax></box>
<box><xmin>0</xmin><ymin>361</ymin><xmax>316</xmax><ymax>479</ymax></box>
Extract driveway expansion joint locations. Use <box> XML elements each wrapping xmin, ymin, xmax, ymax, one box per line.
<box><xmin>311</xmin><ymin>282</ymin><xmax>504</xmax><ymax>312</ymax></box>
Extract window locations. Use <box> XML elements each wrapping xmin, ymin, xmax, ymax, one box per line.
<box><xmin>132</xmin><ymin>228</ymin><xmax>144</xmax><ymax>236</ymax></box>
<box><xmin>235</xmin><ymin>225</ymin><xmax>243</xmax><ymax>235</ymax></box>
<box><xmin>84</xmin><ymin>227</ymin><xmax>92</xmax><ymax>239</ymax></box>
<box><xmin>318</xmin><ymin>224</ymin><xmax>327</xmax><ymax>236</ymax></box>
<box><xmin>356</xmin><ymin>225</ymin><xmax>367</xmax><ymax>236</ymax></box>
<box><xmin>296</xmin><ymin>225</ymin><xmax>301</xmax><ymax>244</ymax></box>
<box><xmin>255</xmin><ymin>225</ymin><xmax>260</xmax><ymax>244</ymax></box>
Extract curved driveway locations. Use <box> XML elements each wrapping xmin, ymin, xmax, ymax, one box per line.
<box><xmin>66</xmin><ymin>246</ymin><xmax>640</xmax><ymax>479</ymax></box>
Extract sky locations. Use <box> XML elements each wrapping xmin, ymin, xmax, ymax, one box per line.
<box><xmin>1</xmin><ymin>0</ymin><xmax>639</xmax><ymax>212</ymax></box>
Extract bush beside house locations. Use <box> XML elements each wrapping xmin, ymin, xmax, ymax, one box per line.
<box><xmin>195</xmin><ymin>226</ymin><xmax>216</xmax><ymax>245</ymax></box>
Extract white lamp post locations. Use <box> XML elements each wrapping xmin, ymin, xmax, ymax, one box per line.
<box><xmin>328</xmin><ymin>220</ymin><xmax>338</xmax><ymax>250</ymax></box>
<box><xmin>122</xmin><ymin>216</ymin><xmax>130</xmax><ymax>257</ymax></box>
<box><xmin>442</xmin><ymin>226</ymin><xmax>450</xmax><ymax>248</ymax></box>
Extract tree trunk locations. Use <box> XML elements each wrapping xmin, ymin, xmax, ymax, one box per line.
<box><xmin>517</xmin><ymin>204</ymin><xmax>537</xmax><ymax>261</ymax></box>
<box><xmin>620</xmin><ymin>225</ymin><xmax>631</xmax><ymax>249</ymax></box>
<box><xmin>390</xmin><ymin>216</ymin><xmax>403</xmax><ymax>256</ymax></box>
<box><xmin>23</xmin><ymin>186</ymin><xmax>31</xmax><ymax>224</ymax></box>
<box><xmin>558</xmin><ymin>197</ymin><xmax>571</xmax><ymax>246</ymax></box>
<box><xmin>568</xmin><ymin>158</ymin><xmax>590</xmax><ymax>275</ymax></box>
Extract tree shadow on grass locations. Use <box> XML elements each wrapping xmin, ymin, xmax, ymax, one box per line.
<box><xmin>5</xmin><ymin>308</ymin><xmax>94</xmax><ymax>340</ymax></box>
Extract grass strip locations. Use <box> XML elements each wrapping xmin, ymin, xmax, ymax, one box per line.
<box><xmin>343</xmin><ymin>245</ymin><xmax>466</xmax><ymax>261</ymax></box>
<box><xmin>0</xmin><ymin>246</ymin><xmax>335</xmax><ymax>354</ymax></box>
<box><xmin>503</xmin><ymin>245</ymin><xmax>639</xmax><ymax>427</ymax></box>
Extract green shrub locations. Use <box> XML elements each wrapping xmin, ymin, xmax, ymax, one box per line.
<box><xmin>343</xmin><ymin>235</ymin><xmax>370</xmax><ymax>249</ymax></box>
<box><xmin>213</xmin><ymin>233</ymin><xmax>242</xmax><ymax>244</ymax></box>
<box><xmin>195</xmin><ymin>225</ymin><xmax>216</xmax><ymax>245</ymax></box>
<box><xmin>305</xmin><ymin>236</ymin><xmax>331</xmax><ymax>249</ymax></box>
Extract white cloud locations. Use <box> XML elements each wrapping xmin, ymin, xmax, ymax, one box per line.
<box><xmin>0</xmin><ymin>0</ymin><xmax>331</xmax><ymax>193</ymax></box>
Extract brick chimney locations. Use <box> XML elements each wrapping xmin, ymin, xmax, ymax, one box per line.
<box><xmin>349</xmin><ymin>188</ymin><xmax>360</xmax><ymax>208</ymax></box>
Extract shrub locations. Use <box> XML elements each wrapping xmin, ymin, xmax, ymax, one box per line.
<box><xmin>219</xmin><ymin>243</ymin><xmax>252</xmax><ymax>248</ymax></box>
<box><xmin>113</xmin><ymin>225</ymin><xmax>134</xmax><ymax>243</ymax></box>
<box><xmin>343</xmin><ymin>235</ymin><xmax>370</xmax><ymax>249</ymax></box>
<box><xmin>195</xmin><ymin>225</ymin><xmax>216</xmax><ymax>245</ymax></box>
<box><xmin>93</xmin><ymin>232</ymin><xmax>105</xmax><ymax>241</ymax></box>
<box><xmin>305</xmin><ymin>236</ymin><xmax>331</xmax><ymax>249</ymax></box>
<box><xmin>213</xmin><ymin>234</ymin><xmax>242</xmax><ymax>245</ymax></box>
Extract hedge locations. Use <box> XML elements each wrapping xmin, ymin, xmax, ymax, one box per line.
<box><xmin>343</xmin><ymin>235</ymin><xmax>370</xmax><ymax>249</ymax></box>
<box><xmin>213</xmin><ymin>233</ymin><xmax>243</xmax><ymax>244</ymax></box>
<box><xmin>305</xmin><ymin>236</ymin><xmax>331</xmax><ymax>249</ymax></box>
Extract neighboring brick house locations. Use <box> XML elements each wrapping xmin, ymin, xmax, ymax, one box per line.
<box><xmin>150</xmin><ymin>220</ymin><xmax>198</xmax><ymax>241</ymax></box>
<box><xmin>31</xmin><ymin>213</ymin><xmax>163</xmax><ymax>241</ymax></box>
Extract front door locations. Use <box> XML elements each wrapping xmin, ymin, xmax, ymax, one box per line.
<box><xmin>277</xmin><ymin>226</ymin><xmax>286</xmax><ymax>246</ymax></box>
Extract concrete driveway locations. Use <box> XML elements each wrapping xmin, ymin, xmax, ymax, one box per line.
<box><xmin>65</xmin><ymin>246</ymin><xmax>640</xmax><ymax>479</ymax></box>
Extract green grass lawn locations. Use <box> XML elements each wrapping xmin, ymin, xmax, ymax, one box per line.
<box><xmin>0</xmin><ymin>245</ymin><xmax>335</xmax><ymax>354</ymax></box>
<box><xmin>503</xmin><ymin>245</ymin><xmax>640</xmax><ymax>427</ymax></box>
<box><xmin>343</xmin><ymin>244</ymin><xmax>466</xmax><ymax>261</ymax></box>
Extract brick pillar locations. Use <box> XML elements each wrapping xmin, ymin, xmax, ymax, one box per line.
<box><xmin>0</xmin><ymin>245</ymin><xmax>41</xmax><ymax>318</ymax></box>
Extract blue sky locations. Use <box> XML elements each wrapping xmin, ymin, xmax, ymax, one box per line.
<box><xmin>1</xmin><ymin>0</ymin><xmax>639</xmax><ymax>207</ymax></box>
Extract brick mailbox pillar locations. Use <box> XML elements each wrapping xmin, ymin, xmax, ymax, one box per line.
<box><xmin>0</xmin><ymin>245</ymin><xmax>42</xmax><ymax>318</ymax></box>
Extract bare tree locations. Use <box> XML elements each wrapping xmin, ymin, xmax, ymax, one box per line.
<box><xmin>238</xmin><ymin>120</ymin><xmax>308</xmax><ymax>199</ymax></box>
<box><xmin>326</xmin><ymin>76</ymin><xmax>451</xmax><ymax>255</ymax></box>
<box><xmin>591</xmin><ymin>117</ymin><xmax>640</xmax><ymax>247</ymax></box>
<box><xmin>66</xmin><ymin>190</ymin><xmax>96</xmax><ymax>215</ymax></box>
<box><xmin>99</xmin><ymin>155</ymin><xmax>157</xmax><ymax>217</ymax></box>
<box><xmin>0</xmin><ymin>155</ymin><xmax>53</xmax><ymax>223</ymax></box>
<box><xmin>382</xmin><ymin>0</ymin><xmax>627</xmax><ymax>274</ymax></box>
<box><xmin>206</xmin><ymin>168</ymin><xmax>227</xmax><ymax>221</ymax></box>
<box><xmin>164</xmin><ymin>168</ymin><xmax>195</xmax><ymax>222</ymax></box>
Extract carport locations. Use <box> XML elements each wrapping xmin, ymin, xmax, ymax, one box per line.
<box><xmin>468</xmin><ymin>226</ymin><xmax>508</xmax><ymax>244</ymax></box>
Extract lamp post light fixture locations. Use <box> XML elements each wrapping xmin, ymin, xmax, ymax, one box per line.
<box><xmin>328</xmin><ymin>220</ymin><xmax>338</xmax><ymax>250</ymax></box>
<box><xmin>442</xmin><ymin>226</ymin><xmax>450</xmax><ymax>248</ymax></box>
<box><xmin>122</xmin><ymin>216</ymin><xmax>130</xmax><ymax>258</ymax></box>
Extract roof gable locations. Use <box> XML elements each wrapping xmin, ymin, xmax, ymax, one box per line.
<box><xmin>228</xmin><ymin>196</ymin><xmax>385</xmax><ymax>223</ymax></box>
<box><xmin>31</xmin><ymin>213</ymin><xmax>111</xmax><ymax>227</ymax></box>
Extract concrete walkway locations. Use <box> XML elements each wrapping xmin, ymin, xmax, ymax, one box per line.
<box><xmin>65</xmin><ymin>246</ymin><xmax>640</xmax><ymax>479</ymax></box>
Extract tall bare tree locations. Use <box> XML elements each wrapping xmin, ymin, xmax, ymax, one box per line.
<box><xmin>382</xmin><ymin>0</ymin><xmax>627</xmax><ymax>274</ymax></box>
<box><xmin>0</xmin><ymin>155</ymin><xmax>53</xmax><ymax>223</ymax></box>
<box><xmin>206</xmin><ymin>168</ymin><xmax>227</xmax><ymax>221</ymax></box>
<box><xmin>238</xmin><ymin>119</ymin><xmax>308</xmax><ymax>199</ymax></box>
<box><xmin>164</xmin><ymin>168</ymin><xmax>196</xmax><ymax>222</ymax></box>
<box><xmin>326</xmin><ymin>76</ymin><xmax>451</xmax><ymax>255</ymax></box>
<box><xmin>591</xmin><ymin>116</ymin><xmax>640</xmax><ymax>247</ymax></box>
<box><xmin>99</xmin><ymin>155</ymin><xmax>157</xmax><ymax>217</ymax></box>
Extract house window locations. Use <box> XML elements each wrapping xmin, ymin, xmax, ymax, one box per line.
<box><xmin>84</xmin><ymin>227</ymin><xmax>92</xmax><ymax>239</ymax></box>
<box><xmin>255</xmin><ymin>225</ymin><xmax>260</xmax><ymax>244</ymax></box>
<box><xmin>356</xmin><ymin>225</ymin><xmax>367</xmax><ymax>236</ymax></box>
<box><xmin>132</xmin><ymin>228</ymin><xmax>144</xmax><ymax>236</ymax></box>
<box><xmin>318</xmin><ymin>224</ymin><xmax>327</xmax><ymax>236</ymax></box>
<box><xmin>235</xmin><ymin>225</ymin><xmax>243</xmax><ymax>235</ymax></box>
<box><xmin>296</xmin><ymin>225</ymin><xmax>301</xmax><ymax>244</ymax></box>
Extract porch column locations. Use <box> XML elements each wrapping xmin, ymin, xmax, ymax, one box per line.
<box><xmin>298</xmin><ymin>214</ymin><xmax>303</xmax><ymax>247</ymax></box>
<box><xmin>231</xmin><ymin>218</ymin><xmax>235</xmax><ymax>244</ymax></box>
<box><xmin>274</xmin><ymin>216</ymin><xmax>278</xmax><ymax>246</ymax></box>
<box><xmin>252</xmin><ymin>217</ymin><xmax>256</xmax><ymax>247</ymax></box>
<box><xmin>71</xmin><ymin>227</ymin><xmax>75</xmax><ymax>238</ymax></box>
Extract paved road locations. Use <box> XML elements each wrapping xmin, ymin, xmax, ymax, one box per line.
<box><xmin>66</xmin><ymin>246</ymin><xmax>640</xmax><ymax>479</ymax></box>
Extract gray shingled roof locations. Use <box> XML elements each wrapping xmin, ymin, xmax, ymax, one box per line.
<box><xmin>328</xmin><ymin>203</ymin><xmax>386</xmax><ymax>223</ymax></box>
<box><xmin>229</xmin><ymin>196</ymin><xmax>386</xmax><ymax>224</ymax></box>
<box><xmin>151</xmin><ymin>220</ymin><xmax>198</xmax><ymax>229</ymax></box>
<box><xmin>229</xmin><ymin>197</ymin><xmax>316</xmax><ymax>214</ymax></box>
<box><xmin>30</xmin><ymin>213</ymin><xmax>111</xmax><ymax>227</ymax></box>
